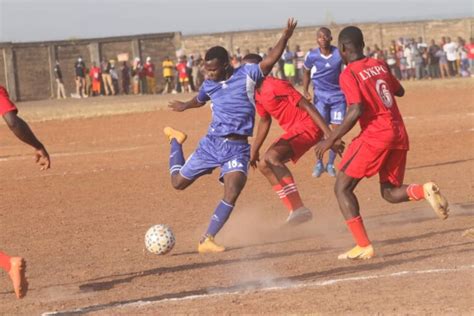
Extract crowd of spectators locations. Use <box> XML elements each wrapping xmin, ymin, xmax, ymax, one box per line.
<box><xmin>52</xmin><ymin>35</ymin><xmax>474</xmax><ymax>99</ymax></box>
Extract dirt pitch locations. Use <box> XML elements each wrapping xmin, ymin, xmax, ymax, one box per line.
<box><xmin>0</xmin><ymin>78</ymin><xmax>473</xmax><ymax>315</ymax></box>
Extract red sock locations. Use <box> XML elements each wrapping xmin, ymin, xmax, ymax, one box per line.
<box><xmin>280</xmin><ymin>177</ymin><xmax>303</xmax><ymax>211</ymax></box>
<box><xmin>407</xmin><ymin>184</ymin><xmax>425</xmax><ymax>201</ymax></box>
<box><xmin>346</xmin><ymin>216</ymin><xmax>371</xmax><ymax>247</ymax></box>
<box><xmin>0</xmin><ymin>251</ymin><xmax>12</xmax><ymax>272</ymax></box>
<box><xmin>273</xmin><ymin>183</ymin><xmax>292</xmax><ymax>212</ymax></box>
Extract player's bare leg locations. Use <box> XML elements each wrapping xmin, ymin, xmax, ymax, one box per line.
<box><xmin>164</xmin><ymin>127</ymin><xmax>194</xmax><ymax>190</ymax></box>
<box><xmin>259</xmin><ymin>139</ymin><xmax>312</xmax><ymax>225</ymax></box>
<box><xmin>325</xmin><ymin>123</ymin><xmax>340</xmax><ymax>177</ymax></box>
<box><xmin>198</xmin><ymin>171</ymin><xmax>247</xmax><ymax>253</ymax></box>
<box><xmin>0</xmin><ymin>251</ymin><xmax>28</xmax><ymax>299</ymax></box>
<box><xmin>380</xmin><ymin>182</ymin><xmax>449</xmax><ymax>219</ymax></box>
<box><xmin>334</xmin><ymin>171</ymin><xmax>374</xmax><ymax>260</ymax></box>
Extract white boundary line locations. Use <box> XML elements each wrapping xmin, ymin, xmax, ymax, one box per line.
<box><xmin>42</xmin><ymin>264</ymin><xmax>474</xmax><ymax>315</ymax></box>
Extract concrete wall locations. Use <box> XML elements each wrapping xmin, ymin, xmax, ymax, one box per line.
<box><xmin>0</xmin><ymin>18</ymin><xmax>471</xmax><ymax>102</ymax></box>
<box><xmin>0</xmin><ymin>32</ymin><xmax>179</xmax><ymax>101</ymax></box>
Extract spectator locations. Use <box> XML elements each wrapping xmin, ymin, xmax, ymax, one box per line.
<box><xmin>194</xmin><ymin>57</ymin><xmax>205</xmax><ymax>89</ymax></box>
<box><xmin>295</xmin><ymin>45</ymin><xmax>305</xmax><ymax>85</ymax></box>
<box><xmin>89</xmin><ymin>62</ymin><xmax>101</xmax><ymax>96</ymax></box>
<box><xmin>101</xmin><ymin>58</ymin><xmax>115</xmax><ymax>96</ymax></box>
<box><xmin>191</xmin><ymin>56</ymin><xmax>201</xmax><ymax>89</ymax></box>
<box><xmin>413</xmin><ymin>42</ymin><xmax>424</xmax><ymax>80</ymax></box>
<box><xmin>74</xmin><ymin>57</ymin><xmax>87</xmax><ymax>98</ymax></box>
<box><xmin>144</xmin><ymin>56</ymin><xmax>156</xmax><ymax>94</ymax></box>
<box><xmin>121</xmin><ymin>61</ymin><xmax>130</xmax><ymax>94</ymax></box>
<box><xmin>444</xmin><ymin>37</ymin><xmax>458</xmax><ymax>76</ymax></box>
<box><xmin>404</xmin><ymin>43</ymin><xmax>415</xmax><ymax>79</ymax></box>
<box><xmin>282</xmin><ymin>45</ymin><xmax>295</xmax><ymax>84</ymax></box>
<box><xmin>84</xmin><ymin>66</ymin><xmax>91</xmax><ymax>97</ymax></box>
<box><xmin>397</xmin><ymin>46</ymin><xmax>407</xmax><ymax>80</ymax></box>
<box><xmin>186</xmin><ymin>55</ymin><xmax>196</xmax><ymax>92</ymax></box>
<box><xmin>176</xmin><ymin>56</ymin><xmax>190</xmax><ymax>93</ymax></box>
<box><xmin>436</xmin><ymin>42</ymin><xmax>449</xmax><ymax>79</ymax></box>
<box><xmin>53</xmin><ymin>60</ymin><xmax>66</xmax><ymax>99</ymax></box>
<box><xmin>132</xmin><ymin>57</ymin><xmax>141</xmax><ymax>95</ymax></box>
<box><xmin>466</xmin><ymin>37</ymin><xmax>474</xmax><ymax>75</ymax></box>
<box><xmin>110</xmin><ymin>63</ymin><xmax>120</xmax><ymax>95</ymax></box>
<box><xmin>458</xmin><ymin>38</ymin><xmax>470</xmax><ymax>77</ymax></box>
<box><xmin>231</xmin><ymin>54</ymin><xmax>241</xmax><ymax>68</ymax></box>
<box><xmin>162</xmin><ymin>56</ymin><xmax>174</xmax><ymax>94</ymax></box>
<box><xmin>427</xmin><ymin>40</ymin><xmax>441</xmax><ymax>79</ymax></box>
<box><xmin>138</xmin><ymin>59</ymin><xmax>147</xmax><ymax>94</ymax></box>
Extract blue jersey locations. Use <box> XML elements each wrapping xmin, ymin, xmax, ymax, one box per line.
<box><xmin>197</xmin><ymin>64</ymin><xmax>263</xmax><ymax>137</ymax></box>
<box><xmin>304</xmin><ymin>46</ymin><xmax>344</xmax><ymax>102</ymax></box>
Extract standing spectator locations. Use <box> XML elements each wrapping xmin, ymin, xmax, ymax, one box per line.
<box><xmin>466</xmin><ymin>38</ymin><xmax>474</xmax><ymax>75</ymax></box>
<box><xmin>132</xmin><ymin>58</ymin><xmax>141</xmax><ymax>94</ymax></box>
<box><xmin>176</xmin><ymin>56</ymin><xmax>190</xmax><ymax>93</ymax></box>
<box><xmin>458</xmin><ymin>38</ymin><xmax>470</xmax><ymax>77</ymax></box>
<box><xmin>191</xmin><ymin>56</ymin><xmax>201</xmax><ymax>89</ymax></box>
<box><xmin>444</xmin><ymin>37</ymin><xmax>458</xmax><ymax>77</ymax></box>
<box><xmin>186</xmin><ymin>55</ymin><xmax>196</xmax><ymax>92</ymax></box>
<box><xmin>101</xmin><ymin>58</ymin><xmax>115</xmax><ymax>96</ymax></box>
<box><xmin>110</xmin><ymin>63</ymin><xmax>119</xmax><ymax>95</ymax></box>
<box><xmin>282</xmin><ymin>45</ymin><xmax>295</xmax><ymax>84</ymax></box>
<box><xmin>74</xmin><ymin>57</ymin><xmax>86</xmax><ymax>98</ymax></box>
<box><xmin>144</xmin><ymin>56</ymin><xmax>156</xmax><ymax>94</ymax></box>
<box><xmin>436</xmin><ymin>43</ymin><xmax>449</xmax><ymax>79</ymax></box>
<box><xmin>162</xmin><ymin>56</ymin><xmax>174</xmax><ymax>94</ymax></box>
<box><xmin>397</xmin><ymin>46</ymin><xmax>407</xmax><ymax>80</ymax></box>
<box><xmin>428</xmin><ymin>40</ymin><xmax>441</xmax><ymax>79</ymax></box>
<box><xmin>413</xmin><ymin>42</ymin><xmax>424</xmax><ymax>80</ymax></box>
<box><xmin>89</xmin><ymin>62</ymin><xmax>102</xmax><ymax>96</ymax></box>
<box><xmin>295</xmin><ymin>45</ymin><xmax>305</xmax><ymax>85</ymax></box>
<box><xmin>120</xmin><ymin>61</ymin><xmax>130</xmax><ymax>94</ymax></box>
<box><xmin>53</xmin><ymin>60</ymin><xmax>66</xmax><ymax>99</ymax></box>
<box><xmin>404</xmin><ymin>43</ymin><xmax>415</xmax><ymax>79</ymax></box>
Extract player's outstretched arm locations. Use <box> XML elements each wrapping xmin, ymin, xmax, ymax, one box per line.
<box><xmin>250</xmin><ymin>115</ymin><xmax>272</xmax><ymax>169</ymax></box>
<box><xmin>314</xmin><ymin>103</ymin><xmax>362</xmax><ymax>159</ymax></box>
<box><xmin>259</xmin><ymin>18</ymin><xmax>297</xmax><ymax>76</ymax></box>
<box><xmin>168</xmin><ymin>97</ymin><xmax>205</xmax><ymax>112</ymax></box>
<box><xmin>3</xmin><ymin>112</ymin><xmax>51</xmax><ymax>170</ymax></box>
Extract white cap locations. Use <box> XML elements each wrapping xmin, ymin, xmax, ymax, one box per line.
<box><xmin>146</xmin><ymin>56</ymin><xmax>151</xmax><ymax>61</ymax></box>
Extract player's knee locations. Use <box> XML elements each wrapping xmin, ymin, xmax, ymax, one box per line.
<box><xmin>381</xmin><ymin>188</ymin><xmax>397</xmax><ymax>203</ymax></box>
<box><xmin>263</xmin><ymin>152</ymin><xmax>282</xmax><ymax>168</ymax></box>
<box><xmin>257</xmin><ymin>159</ymin><xmax>271</xmax><ymax>173</ymax></box>
<box><xmin>171</xmin><ymin>176</ymin><xmax>186</xmax><ymax>191</ymax></box>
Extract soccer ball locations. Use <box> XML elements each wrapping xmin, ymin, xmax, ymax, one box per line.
<box><xmin>145</xmin><ymin>224</ymin><xmax>175</xmax><ymax>255</ymax></box>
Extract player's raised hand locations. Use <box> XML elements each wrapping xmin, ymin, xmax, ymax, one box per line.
<box><xmin>283</xmin><ymin>18</ymin><xmax>297</xmax><ymax>40</ymax></box>
<box><xmin>168</xmin><ymin>100</ymin><xmax>187</xmax><ymax>112</ymax></box>
<box><xmin>35</xmin><ymin>146</ymin><xmax>50</xmax><ymax>170</ymax></box>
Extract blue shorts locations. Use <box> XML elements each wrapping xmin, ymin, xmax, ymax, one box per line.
<box><xmin>314</xmin><ymin>94</ymin><xmax>346</xmax><ymax>125</ymax></box>
<box><xmin>180</xmin><ymin>134</ymin><xmax>250</xmax><ymax>183</ymax></box>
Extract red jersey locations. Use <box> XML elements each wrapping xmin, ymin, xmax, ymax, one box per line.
<box><xmin>89</xmin><ymin>67</ymin><xmax>101</xmax><ymax>82</ymax></box>
<box><xmin>255</xmin><ymin>77</ymin><xmax>315</xmax><ymax>132</ymax></box>
<box><xmin>465</xmin><ymin>43</ymin><xmax>474</xmax><ymax>60</ymax></box>
<box><xmin>176</xmin><ymin>62</ymin><xmax>188</xmax><ymax>79</ymax></box>
<box><xmin>144</xmin><ymin>62</ymin><xmax>155</xmax><ymax>77</ymax></box>
<box><xmin>0</xmin><ymin>85</ymin><xmax>17</xmax><ymax>115</ymax></box>
<box><xmin>339</xmin><ymin>57</ymin><xmax>409</xmax><ymax>150</ymax></box>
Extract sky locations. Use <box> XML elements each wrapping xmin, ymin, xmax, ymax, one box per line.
<box><xmin>0</xmin><ymin>0</ymin><xmax>472</xmax><ymax>43</ymax></box>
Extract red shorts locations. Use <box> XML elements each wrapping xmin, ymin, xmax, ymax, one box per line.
<box><xmin>338</xmin><ymin>137</ymin><xmax>407</xmax><ymax>186</ymax></box>
<box><xmin>276</xmin><ymin>123</ymin><xmax>323</xmax><ymax>163</ymax></box>
<box><xmin>0</xmin><ymin>86</ymin><xmax>17</xmax><ymax>115</ymax></box>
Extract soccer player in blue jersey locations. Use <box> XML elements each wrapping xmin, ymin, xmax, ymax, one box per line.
<box><xmin>303</xmin><ymin>27</ymin><xmax>347</xmax><ymax>178</ymax></box>
<box><xmin>164</xmin><ymin>18</ymin><xmax>297</xmax><ymax>253</ymax></box>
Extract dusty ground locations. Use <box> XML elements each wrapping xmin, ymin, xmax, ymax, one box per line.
<box><xmin>0</xmin><ymin>78</ymin><xmax>473</xmax><ymax>315</ymax></box>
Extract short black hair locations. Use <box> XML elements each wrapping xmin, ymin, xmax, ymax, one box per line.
<box><xmin>205</xmin><ymin>46</ymin><xmax>230</xmax><ymax>65</ymax></box>
<box><xmin>242</xmin><ymin>53</ymin><xmax>262</xmax><ymax>64</ymax></box>
<box><xmin>317</xmin><ymin>27</ymin><xmax>331</xmax><ymax>35</ymax></box>
<box><xmin>338</xmin><ymin>26</ymin><xmax>364</xmax><ymax>48</ymax></box>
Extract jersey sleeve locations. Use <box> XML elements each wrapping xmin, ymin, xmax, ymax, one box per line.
<box><xmin>273</xmin><ymin>80</ymin><xmax>303</xmax><ymax>107</ymax></box>
<box><xmin>303</xmin><ymin>51</ymin><xmax>314</xmax><ymax>70</ymax></box>
<box><xmin>0</xmin><ymin>86</ymin><xmax>17</xmax><ymax>115</ymax></box>
<box><xmin>196</xmin><ymin>83</ymin><xmax>210</xmax><ymax>104</ymax></box>
<box><xmin>244</xmin><ymin>63</ymin><xmax>264</xmax><ymax>82</ymax></box>
<box><xmin>339</xmin><ymin>70</ymin><xmax>362</xmax><ymax>106</ymax></box>
<box><xmin>387</xmin><ymin>70</ymin><xmax>402</xmax><ymax>94</ymax></box>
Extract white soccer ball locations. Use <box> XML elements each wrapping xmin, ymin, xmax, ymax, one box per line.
<box><xmin>145</xmin><ymin>224</ymin><xmax>175</xmax><ymax>255</ymax></box>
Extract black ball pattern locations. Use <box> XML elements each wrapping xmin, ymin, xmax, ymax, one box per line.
<box><xmin>145</xmin><ymin>224</ymin><xmax>176</xmax><ymax>255</ymax></box>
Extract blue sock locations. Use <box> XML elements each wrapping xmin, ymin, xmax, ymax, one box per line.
<box><xmin>328</xmin><ymin>149</ymin><xmax>336</xmax><ymax>166</ymax></box>
<box><xmin>205</xmin><ymin>200</ymin><xmax>234</xmax><ymax>237</ymax></box>
<box><xmin>316</xmin><ymin>159</ymin><xmax>323</xmax><ymax>167</ymax></box>
<box><xmin>169</xmin><ymin>139</ymin><xmax>185</xmax><ymax>175</ymax></box>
